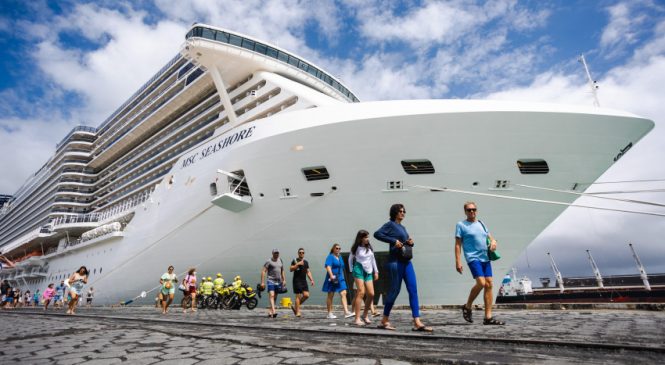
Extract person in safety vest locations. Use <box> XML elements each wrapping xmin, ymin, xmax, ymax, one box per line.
<box><xmin>213</xmin><ymin>273</ymin><xmax>225</xmax><ymax>293</ymax></box>
<box><xmin>232</xmin><ymin>275</ymin><xmax>246</xmax><ymax>296</ymax></box>
<box><xmin>201</xmin><ymin>277</ymin><xmax>214</xmax><ymax>296</ymax></box>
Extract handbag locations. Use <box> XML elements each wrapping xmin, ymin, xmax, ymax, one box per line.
<box><xmin>398</xmin><ymin>244</ymin><xmax>413</xmax><ymax>262</ymax></box>
<box><xmin>479</xmin><ymin>220</ymin><xmax>501</xmax><ymax>261</ymax></box>
<box><xmin>330</xmin><ymin>256</ymin><xmax>341</xmax><ymax>285</ymax></box>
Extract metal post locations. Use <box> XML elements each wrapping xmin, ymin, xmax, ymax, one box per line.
<box><xmin>547</xmin><ymin>252</ymin><xmax>565</xmax><ymax>293</ymax></box>
<box><xmin>586</xmin><ymin>249</ymin><xmax>604</xmax><ymax>288</ymax></box>
<box><xmin>629</xmin><ymin>243</ymin><xmax>651</xmax><ymax>291</ymax></box>
<box><xmin>578</xmin><ymin>54</ymin><xmax>600</xmax><ymax>107</ymax></box>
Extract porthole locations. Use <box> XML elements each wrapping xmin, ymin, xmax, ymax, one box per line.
<box><xmin>401</xmin><ymin>160</ymin><xmax>435</xmax><ymax>174</ymax></box>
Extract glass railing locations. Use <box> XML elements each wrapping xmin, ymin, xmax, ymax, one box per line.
<box><xmin>56</xmin><ymin>126</ymin><xmax>98</xmax><ymax>150</ymax></box>
<box><xmin>98</xmin><ymin>55</ymin><xmax>183</xmax><ymax>134</ymax></box>
<box><xmin>186</xmin><ymin>25</ymin><xmax>359</xmax><ymax>103</ymax></box>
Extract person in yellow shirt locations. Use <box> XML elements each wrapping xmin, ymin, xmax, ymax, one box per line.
<box><xmin>201</xmin><ymin>277</ymin><xmax>214</xmax><ymax>296</ymax></box>
<box><xmin>232</xmin><ymin>275</ymin><xmax>246</xmax><ymax>296</ymax></box>
<box><xmin>213</xmin><ymin>273</ymin><xmax>225</xmax><ymax>293</ymax></box>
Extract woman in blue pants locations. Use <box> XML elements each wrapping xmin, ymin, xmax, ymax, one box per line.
<box><xmin>374</xmin><ymin>203</ymin><xmax>433</xmax><ymax>332</ymax></box>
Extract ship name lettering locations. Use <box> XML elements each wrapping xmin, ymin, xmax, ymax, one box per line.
<box><xmin>180</xmin><ymin>126</ymin><xmax>256</xmax><ymax>169</ymax></box>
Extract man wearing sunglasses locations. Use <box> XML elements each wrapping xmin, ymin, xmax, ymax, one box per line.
<box><xmin>290</xmin><ymin>248</ymin><xmax>314</xmax><ymax>317</ymax></box>
<box><xmin>455</xmin><ymin>202</ymin><xmax>505</xmax><ymax>325</ymax></box>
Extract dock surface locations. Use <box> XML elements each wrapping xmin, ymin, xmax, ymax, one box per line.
<box><xmin>2</xmin><ymin>306</ymin><xmax>664</xmax><ymax>364</ymax></box>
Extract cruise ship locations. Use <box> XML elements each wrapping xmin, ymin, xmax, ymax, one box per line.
<box><xmin>0</xmin><ymin>24</ymin><xmax>655</xmax><ymax>306</ymax></box>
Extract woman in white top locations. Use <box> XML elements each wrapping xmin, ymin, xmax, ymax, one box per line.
<box><xmin>66</xmin><ymin>266</ymin><xmax>89</xmax><ymax>315</ymax></box>
<box><xmin>348</xmin><ymin>230</ymin><xmax>379</xmax><ymax>326</ymax></box>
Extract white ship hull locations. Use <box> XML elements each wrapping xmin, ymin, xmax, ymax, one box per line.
<box><xmin>35</xmin><ymin>100</ymin><xmax>653</xmax><ymax>305</ymax></box>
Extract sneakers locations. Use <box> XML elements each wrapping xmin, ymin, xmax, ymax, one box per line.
<box><xmin>326</xmin><ymin>312</ymin><xmax>337</xmax><ymax>319</ymax></box>
<box><xmin>344</xmin><ymin>312</ymin><xmax>355</xmax><ymax>318</ymax></box>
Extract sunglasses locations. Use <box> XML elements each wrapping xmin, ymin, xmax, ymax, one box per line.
<box><xmin>298</xmin><ymin>251</ymin><xmax>305</xmax><ymax>254</ymax></box>
<box><xmin>334</xmin><ymin>247</ymin><xmax>341</xmax><ymax>250</ymax></box>
<box><xmin>465</xmin><ymin>208</ymin><xmax>477</xmax><ymax>212</ymax></box>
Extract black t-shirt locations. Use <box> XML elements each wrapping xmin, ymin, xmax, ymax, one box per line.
<box><xmin>0</xmin><ymin>283</ymin><xmax>9</xmax><ymax>295</ymax></box>
<box><xmin>291</xmin><ymin>258</ymin><xmax>309</xmax><ymax>283</ymax></box>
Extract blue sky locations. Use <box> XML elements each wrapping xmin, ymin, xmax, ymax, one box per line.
<box><xmin>1</xmin><ymin>0</ymin><xmax>664</xmax><ymax>283</ymax></box>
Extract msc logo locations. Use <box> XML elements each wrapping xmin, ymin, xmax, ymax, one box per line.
<box><xmin>613</xmin><ymin>142</ymin><xmax>633</xmax><ymax>162</ymax></box>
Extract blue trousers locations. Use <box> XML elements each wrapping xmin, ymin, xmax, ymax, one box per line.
<box><xmin>383</xmin><ymin>260</ymin><xmax>420</xmax><ymax>318</ymax></box>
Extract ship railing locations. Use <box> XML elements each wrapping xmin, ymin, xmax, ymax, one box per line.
<box><xmin>50</xmin><ymin>188</ymin><xmax>153</xmax><ymax>229</ymax></box>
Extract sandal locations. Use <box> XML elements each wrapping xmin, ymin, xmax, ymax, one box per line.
<box><xmin>483</xmin><ymin>317</ymin><xmax>505</xmax><ymax>325</ymax></box>
<box><xmin>354</xmin><ymin>321</ymin><xmax>366</xmax><ymax>327</ymax></box>
<box><xmin>362</xmin><ymin>316</ymin><xmax>371</xmax><ymax>325</ymax></box>
<box><xmin>462</xmin><ymin>304</ymin><xmax>473</xmax><ymax>323</ymax></box>
<box><xmin>377</xmin><ymin>322</ymin><xmax>396</xmax><ymax>331</ymax></box>
<box><xmin>412</xmin><ymin>325</ymin><xmax>433</xmax><ymax>333</ymax></box>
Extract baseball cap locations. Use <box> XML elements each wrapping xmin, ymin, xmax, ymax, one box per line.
<box><xmin>272</xmin><ymin>248</ymin><xmax>279</xmax><ymax>254</ymax></box>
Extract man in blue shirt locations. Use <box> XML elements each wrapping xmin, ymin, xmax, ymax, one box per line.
<box><xmin>455</xmin><ymin>201</ymin><xmax>505</xmax><ymax>325</ymax></box>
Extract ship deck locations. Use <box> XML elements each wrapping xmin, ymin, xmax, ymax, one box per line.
<box><xmin>2</xmin><ymin>305</ymin><xmax>664</xmax><ymax>363</ymax></box>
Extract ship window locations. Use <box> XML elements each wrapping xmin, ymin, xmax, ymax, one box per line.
<box><xmin>302</xmin><ymin>166</ymin><xmax>329</xmax><ymax>181</ymax></box>
<box><xmin>255</xmin><ymin>43</ymin><xmax>267</xmax><ymax>55</ymax></box>
<box><xmin>386</xmin><ymin>181</ymin><xmax>404</xmax><ymax>190</ymax></box>
<box><xmin>282</xmin><ymin>188</ymin><xmax>291</xmax><ymax>197</ymax></box>
<box><xmin>215</xmin><ymin>31</ymin><xmax>229</xmax><ymax>43</ymax></box>
<box><xmin>517</xmin><ymin>159</ymin><xmax>549</xmax><ymax>174</ymax></box>
<box><xmin>266</xmin><ymin>47</ymin><xmax>278</xmax><ymax>58</ymax></box>
<box><xmin>401</xmin><ymin>160</ymin><xmax>435</xmax><ymax>174</ymax></box>
<box><xmin>241</xmin><ymin>38</ymin><xmax>255</xmax><ymax>51</ymax></box>
<box><xmin>229</xmin><ymin>34</ymin><xmax>242</xmax><ymax>47</ymax></box>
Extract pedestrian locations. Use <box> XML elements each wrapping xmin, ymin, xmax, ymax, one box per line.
<box><xmin>289</xmin><ymin>248</ymin><xmax>314</xmax><ymax>317</ymax></box>
<box><xmin>0</xmin><ymin>280</ymin><xmax>9</xmax><ymax>308</ymax></box>
<box><xmin>455</xmin><ymin>201</ymin><xmax>505</xmax><ymax>325</ymax></box>
<box><xmin>1</xmin><ymin>285</ymin><xmax>13</xmax><ymax>309</ymax></box>
<box><xmin>43</xmin><ymin>284</ymin><xmax>56</xmax><ymax>311</ymax></box>
<box><xmin>66</xmin><ymin>266</ymin><xmax>89</xmax><ymax>315</ymax></box>
<box><xmin>33</xmin><ymin>289</ymin><xmax>40</xmax><ymax>307</ymax></box>
<box><xmin>182</xmin><ymin>268</ymin><xmax>197</xmax><ymax>313</ymax></box>
<box><xmin>159</xmin><ymin>266</ymin><xmax>177</xmax><ymax>314</ymax></box>
<box><xmin>54</xmin><ymin>280</ymin><xmax>65</xmax><ymax>308</ymax></box>
<box><xmin>85</xmin><ymin>287</ymin><xmax>94</xmax><ymax>308</ymax></box>
<box><xmin>24</xmin><ymin>290</ymin><xmax>31</xmax><ymax>307</ymax></box>
<box><xmin>13</xmin><ymin>288</ymin><xmax>21</xmax><ymax>308</ymax></box>
<box><xmin>261</xmin><ymin>248</ymin><xmax>286</xmax><ymax>318</ymax></box>
<box><xmin>374</xmin><ymin>203</ymin><xmax>432</xmax><ymax>332</ymax></box>
<box><xmin>349</xmin><ymin>230</ymin><xmax>379</xmax><ymax>326</ymax></box>
<box><xmin>322</xmin><ymin>243</ymin><xmax>353</xmax><ymax>319</ymax></box>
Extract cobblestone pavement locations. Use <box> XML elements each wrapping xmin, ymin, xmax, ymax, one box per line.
<box><xmin>2</xmin><ymin>306</ymin><xmax>664</xmax><ymax>364</ymax></box>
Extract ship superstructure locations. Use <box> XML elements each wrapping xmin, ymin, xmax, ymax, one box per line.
<box><xmin>0</xmin><ymin>24</ymin><xmax>655</xmax><ymax>305</ymax></box>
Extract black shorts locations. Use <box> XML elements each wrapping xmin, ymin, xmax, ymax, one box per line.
<box><xmin>293</xmin><ymin>280</ymin><xmax>309</xmax><ymax>294</ymax></box>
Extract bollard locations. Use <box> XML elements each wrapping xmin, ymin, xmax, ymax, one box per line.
<box><xmin>280</xmin><ymin>297</ymin><xmax>292</xmax><ymax>308</ymax></box>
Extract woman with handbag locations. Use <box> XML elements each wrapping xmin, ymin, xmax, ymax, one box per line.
<box><xmin>374</xmin><ymin>204</ymin><xmax>432</xmax><ymax>332</ymax></box>
<box><xmin>159</xmin><ymin>265</ymin><xmax>177</xmax><ymax>314</ymax></box>
<box><xmin>322</xmin><ymin>243</ymin><xmax>353</xmax><ymax>319</ymax></box>
<box><xmin>182</xmin><ymin>268</ymin><xmax>197</xmax><ymax>313</ymax></box>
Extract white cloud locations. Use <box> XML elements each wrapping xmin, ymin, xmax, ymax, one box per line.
<box><xmin>33</xmin><ymin>4</ymin><xmax>186</xmax><ymax>123</ymax></box>
<box><xmin>336</xmin><ymin>53</ymin><xmax>436</xmax><ymax>101</ymax></box>
<box><xmin>600</xmin><ymin>2</ymin><xmax>648</xmax><ymax>58</ymax></box>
